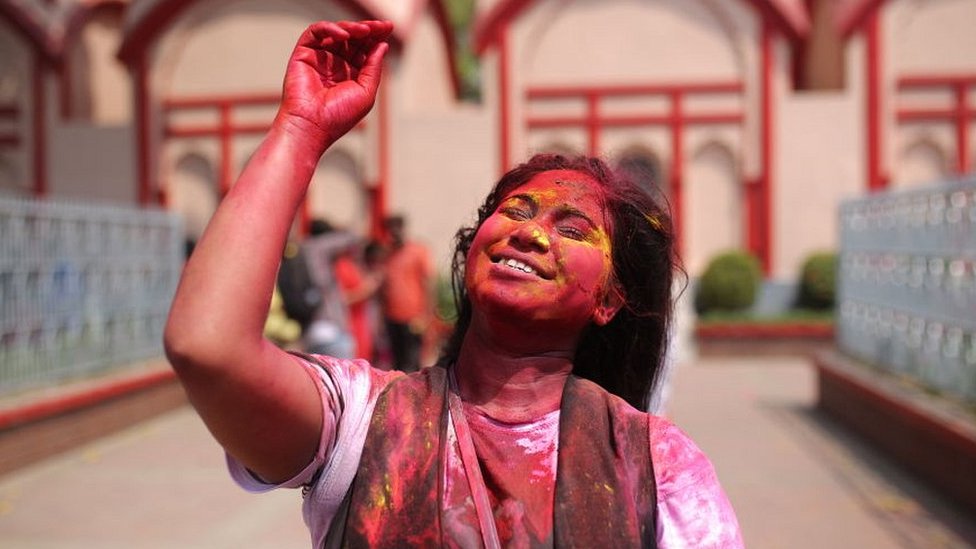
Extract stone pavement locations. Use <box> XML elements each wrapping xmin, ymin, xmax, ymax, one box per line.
<box><xmin>0</xmin><ymin>355</ymin><xmax>974</xmax><ymax>548</ymax></box>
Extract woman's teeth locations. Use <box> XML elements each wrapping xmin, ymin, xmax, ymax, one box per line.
<box><xmin>503</xmin><ymin>258</ymin><xmax>536</xmax><ymax>275</ymax></box>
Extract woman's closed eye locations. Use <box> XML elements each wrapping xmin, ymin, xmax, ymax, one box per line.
<box><xmin>557</xmin><ymin>225</ymin><xmax>587</xmax><ymax>241</ymax></box>
<box><xmin>500</xmin><ymin>206</ymin><xmax>532</xmax><ymax>220</ymax></box>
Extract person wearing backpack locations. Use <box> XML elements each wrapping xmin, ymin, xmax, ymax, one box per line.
<box><xmin>283</xmin><ymin>218</ymin><xmax>357</xmax><ymax>358</ymax></box>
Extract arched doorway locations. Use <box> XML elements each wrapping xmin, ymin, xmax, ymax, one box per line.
<box><xmin>897</xmin><ymin>138</ymin><xmax>949</xmax><ymax>188</ymax></box>
<box><xmin>686</xmin><ymin>142</ymin><xmax>740</xmax><ymax>275</ymax></box>
<box><xmin>170</xmin><ymin>152</ymin><xmax>218</xmax><ymax>246</ymax></box>
<box><xmin>309</xmin><ymin>149</ymin><xmax>367</xmax><ymax>234</ymax></box>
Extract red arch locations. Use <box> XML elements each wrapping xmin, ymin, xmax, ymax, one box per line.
<box><xmin>473</xmin><ymin>0</ymin><xmax>811</xmax><ymax>54</ymax></box>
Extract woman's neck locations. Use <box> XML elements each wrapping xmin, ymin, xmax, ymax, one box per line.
<box><xmin>453</xmin><ymin>324</ymin><xmax>574</xmax><ymax>423</ymax></box>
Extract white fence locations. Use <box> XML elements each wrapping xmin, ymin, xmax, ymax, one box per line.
<box><xmin>837</xmin><ymin>178</ymin><xmax>976</xmax><ymax>404</ymax></box>
<box><xmin>0</xmin><ymin>196</ymin><xmax>183</xmax><ymax>395</ymax></box>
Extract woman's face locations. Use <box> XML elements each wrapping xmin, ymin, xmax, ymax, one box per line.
<box><xmin>465</xmin><ymin>170</ymin><xmax>621</xmax><ymax>334</ymax></box>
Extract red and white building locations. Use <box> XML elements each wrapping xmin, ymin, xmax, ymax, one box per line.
<box><xmin>1</xmin><ymin>0</ymin><xmax>974</xmax><ymax>280</ymax></box>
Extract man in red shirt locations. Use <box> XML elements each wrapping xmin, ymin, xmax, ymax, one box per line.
<box><xmin>381</xmin><ymin>214</ymin><xmax>431</xmax><ymax>372</ymax></box>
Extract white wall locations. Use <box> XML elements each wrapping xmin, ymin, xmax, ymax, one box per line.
<box><xmin>773</xmin><ymin>37</ymin><xmax>864</xmax><ymax>280</ymax></box>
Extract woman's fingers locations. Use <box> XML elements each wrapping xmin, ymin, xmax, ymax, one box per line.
<box><xmin>357</xmin><ymin>41</ymin><xmax>389</xmax><ymax>94</ymax></box>
<box><xmin>303</xmin><ymin>20</ymin><xmax>350</xmax><ymax>47</ymax></box>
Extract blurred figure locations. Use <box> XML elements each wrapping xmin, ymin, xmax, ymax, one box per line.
<box><xmin>363</xmin><ymin>239</ymin><xmax>392</xmax><ymax>369</ymax></box>
<box><xmin>302</xmin><ymin>218</ymin><xmax>356</xmax><ymax>358</ymax></box>
<box><xmin>381</xmin><ymin>214</ymin><xmax>432</xmax><ymax>372</ymax></box>
<box><xmin>333</xmin><ymin>240</ymin><xmax>383</xmax><ymax>362</ymax></box>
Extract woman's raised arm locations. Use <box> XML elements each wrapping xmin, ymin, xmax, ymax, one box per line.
<box><xmin>163</xmin><ymin>21</ymin><xmax>391</xmax><ymax>484</ymax></box>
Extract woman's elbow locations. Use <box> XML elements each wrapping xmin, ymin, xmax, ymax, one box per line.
<box><xmin>163</xmin><ymin>314</ymin><xmax>225</xmax><ymax>374</ymax></box>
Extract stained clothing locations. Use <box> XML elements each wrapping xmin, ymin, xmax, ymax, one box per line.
<box><xmin>328</xmin><ymin>366</ymin><xmax>656</xmax><ymax>548</ymax></box>
<box><xmin>227</xmin><ymin>356</ymin><xmax>745</xmax><ymax>548</ymax></box>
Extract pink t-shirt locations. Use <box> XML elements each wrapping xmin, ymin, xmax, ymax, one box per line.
<box><xmin>228</xmin><ymin>357</ymin><xmax>744</xmax><ymax>548</ymax></box>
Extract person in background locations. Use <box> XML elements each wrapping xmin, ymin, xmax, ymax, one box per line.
<box><xmin>302</xmin><ymin>218</ymin><xmax>356</xmax><ymax>358</ymax></box>
<box><xmin>380</xmin><ymin>213</ymin><xmax>432</xmax><ymax>372</ymax></box>
<box><xmin>333</xmin><ymin>240</ymin><xmax>382</xmax><ymax>361</ymax></box>
<box><xmin>362</xmin><ymin>239</ymin><xmax>392</xmax><ymax>369</ymax></box>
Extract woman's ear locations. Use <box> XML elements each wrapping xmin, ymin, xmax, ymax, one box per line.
<box><xmin>593</xmin><ymin>282</ymin><xmax>624</xmax><ymax>326</ymax></box>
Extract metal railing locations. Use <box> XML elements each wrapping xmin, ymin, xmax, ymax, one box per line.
<box><xmin>837</xmin><ymin>177</ymin><xmax>976</xmax><ymax>404</ymax></box>
<box><xmin>0</xmin><ymin>196</ymin><xmax>183</xmax><ymax>396</ymax></box>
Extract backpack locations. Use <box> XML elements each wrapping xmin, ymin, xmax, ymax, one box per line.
<box><xmin>277</xmin><ymin>241</ymin><xmax>322</xmax><ymax>328</ymax></box>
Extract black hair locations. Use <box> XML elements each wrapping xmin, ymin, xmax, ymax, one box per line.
<box><xmin>438</xmin><ymin>153</ymin><xmax>683</xmax><ymax>410</ymax></box>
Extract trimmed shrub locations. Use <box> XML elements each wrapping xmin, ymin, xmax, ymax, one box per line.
<box><xmin>798</xmin><ymin>252</ymin><xmax>837</xmax><ymax>309</ymax></box>
<box><xmin>695</xmin><ymin>250</ymin><xmax>762</xmax><ymax>313</ymax></box>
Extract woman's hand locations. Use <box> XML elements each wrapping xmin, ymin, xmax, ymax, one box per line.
<box><xmin>277</xmin><ymin>20</ymin><xmax>392</xmax><ymax>154</ymax></box>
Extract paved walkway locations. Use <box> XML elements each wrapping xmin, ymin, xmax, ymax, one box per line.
<box><xmin>0</xmin><ymin>355</ymin><xmax>974</xmax><ymax>548</ymax></box>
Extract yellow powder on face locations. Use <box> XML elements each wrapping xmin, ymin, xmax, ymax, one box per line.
<box><xmin>530</xmin><ymin>228</ymin><xmax>550</xmax><ymax>248</ymax></box>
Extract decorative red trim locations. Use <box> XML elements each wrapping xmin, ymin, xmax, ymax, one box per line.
<box><xmin>865</xmin><ymin>10</ymin><xmax>885</xmax><ymax>191</ymax></box>
<box><xmin>498</xmin><ymin>24</ymin><xmax>512</xmax><ymax>175</ymax></box>
<box><xmin>897</xmin><ymin>74</ymin><xmax>976</xmax><ymax>175</ymax></box>
<box><xmin>955</xmin><ymin>86</ymin><xmax>971</xmax><ymax>174</ymax></box>
<box><xmin>0</xmin><ymin>369</ymin><xmax>176</xmax><ymax>431</ymax></box>
<box><xmin>32</xmin><ymin>52</ymin><xmax>47</xmax><ymax>198</ymax></box>
<box><xmin>525</xmin><ymin>80</ymin><xmax>744</xmax><ymax>260</ymax></box>
<box><xmin>134</xmin><ymin>55</ymin><xmax>152</xmax><ymax>206</ymax></box>
<box><xmin>473</xmin><ymin>0</ymin><xmax>533</xmax><ymax>55</ymax></box>
<box><xmin>744</xmin><ymin>177</ymin><xmax>762</xmax><ymax>258</ymax></box>
<box><xmin>758</xmin><ymin>19</ymin><xmax>775</xmax><ymax>275</ymax></box>
<box><xmin>0</xmin><ymin>103</ymin><xmax>19</xmax><ymax>147</ymax></box>
<box><xmin>218</xmin><ymin>104</ymin><xmax>232</xmax><ymax>196</ymax></box>
<box><xmin>163</xmin><ymin>93</ymin><xmax>280</xmax><ymax>200</ymax></box>
<box><xmin>0</xmin><ymin>1</ymin><xmax>57</xmax><ymax>61</ymax></box>
<box><xmin>428</xmin><ymin>0</ymin><xmax>463</xmax><ymax>100</ymax></box>
<box><xmin>740</xmin><ymin>0</ymin><xmax>810</xmax><ymax>43</ymax></box>
<box><xmin>163</xmin><ymin>93</ymin><xmax>281</xmax><ymax>109</ymax></box>
<box><xmin>898</xmin><ymin>74</ymin><xmax>976</xmax><ymax>87</ymax></box>
<box><xmin>669</xmin><ymin>91</ymin><xmax>684</xmax><ymax>257</ymax></box>
<box><xmin>526</xmin><ymin>113</ymin><xmax>744</xmax><ymax>128</ymax></box>
<box><xmin>585</xmin><ymin>93</ymin><xmax>599</xmax><ymax>156</ymax></box>
<box><xmin>164</xmin><ymin>123</ymin><xmax>271</xmax><ymax>138</ymax></box>
<box><xmin>527</xmin><ymin>82</ymin><xmax>743</xmax><ymax>97</ymax></box>
<box><xmin>117</xmin><ymin>0</ymin><xmax>395</xmax><ymax>66</ymax></box>
<box><xmin>836</xmin><ymin>0</ymin><xmax>887</xmax><ymax>38</ymax></box>
<box><xmin>375</xmin><ymin>77</ymin><xmax>391</xmax><ymax>239</ymax></box>
<box><xmin>475</xmin><ymin>0</ymin><xmax>809</xmax><ymax>54</ymax></box>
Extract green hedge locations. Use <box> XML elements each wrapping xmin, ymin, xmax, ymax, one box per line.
<box><xmin>797</xmin><ymin>252</ymin><xmax>837</xmax><ymax>309</ymax></box>
<box><xmin>695</xmin><ymin>250</ymin><xmax>762</xmax><ymax>313</ymax></box>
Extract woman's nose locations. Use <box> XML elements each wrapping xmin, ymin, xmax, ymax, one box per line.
<box><xmin>510</xmin><ymin>222</ymin><xmax>550</xmax><ymax>252</ymax></box>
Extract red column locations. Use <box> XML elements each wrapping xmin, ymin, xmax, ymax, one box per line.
<box><xmin>586</xmin><ymin>92</ymin><xmax>600</xmax><ymax>156</ymax></box>
<box><xmin>32</xmin><ymin>52</ymin><xmax>47</xmax><ymax>198</ymax></box>
<box><xmin>758</xmin><ymin>19</ymin><xmax>775</xmax><ymax>275</ymax></box>
<box><xmin>498</xmin><ymin>25</ymin><xmax>512</xmax><ymax>175</ymax></box>
<box><xmin>865</xmin><ymin>10</ymin><xmax>885</xmax><ymax>191</ymax></box>
<box><xmin>669</xmin><ymin>90</ymin><xmax>684</xmax><ymax>255</ymax></box>
<box><xmin>218</xmin><ymin>102</ymin><xmax>232</xmax><ymax>197</ymax></box>
<box><xmin>373</xmin><ymin>80</ymin><xmax>391</xmax><ymax>239</ymax></box>
<box><xmin>135</xmin><ymin>54</ymin><xmax>152</xmax><ymax>206</ymax></box>
<box><xmin>954</xmin><ymin>82</ymin><xmax>970</xmax><ymax>174</ymax></box>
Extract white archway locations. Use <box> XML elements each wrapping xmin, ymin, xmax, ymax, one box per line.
<box><xmin>897</xmin><ymin>138</ymin><xmax>949</xmax><ymax>188</ymax></box>
<box><xmin>309</xmin><ymin>149</ymin><xmax>367</xmax><ymax>234</ymax></box>
<box><xmin>170</xmin><ymin>152</ymin><xmax>218</xmax><ymax>242</ymax></box>
<box><xmin>686</xmin><ymin>141</ymin><xmax>740</xmax><ymax>275</ymax></box>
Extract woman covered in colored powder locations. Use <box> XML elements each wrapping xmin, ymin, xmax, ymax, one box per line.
<box><xmin>164</xmin><ymin>20</ymin><xmax>744</xmax><ymax>548</ymax></box>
